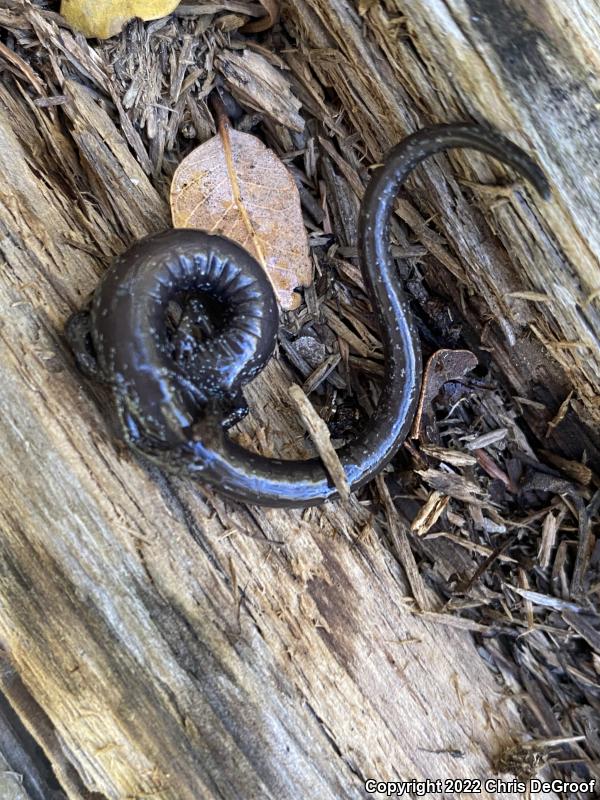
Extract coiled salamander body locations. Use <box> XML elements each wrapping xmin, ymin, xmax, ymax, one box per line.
<box><xmin>67</xmin><ymin>124</ymin><xmax>550</xmax><ymax>507</ymax></box>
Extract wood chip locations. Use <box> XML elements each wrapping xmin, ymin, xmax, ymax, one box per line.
<box><xmin>426</xmin><ymin>532</ymin><xmax>517</xmax><ymax>563</ymax></box>
<box><xmin>215</xmin><ymin>49</ymin><xmax>304</xmax><ymax>132</ymax></box>
<box><xmin>562</xmin><ymin>610</ymin><xmax>600</xmax><ymax>653</ymax></box>
<box><xmin>288</xmin><ymin>383</ymin><xmax>350</xmax><ymax>501</ymax></box>
<box><xmin>571</xmin><ymin>491</ymin><xmax>595</xmax><ymax>598</ymax></box>
<box><xmin>420</xmin><ymin>444</ymin><xmax>477</xmax><ymax>466</ymax></box>
<box><xmin>462</xmin><ymin>534</ymin><xmax>517</xmax><ymax>593</ymax></box>
<box><xmin>417</xmin><ymin>468</ymin><xmax>486</xmax><ymax>504</ymax></box>
<box><xmin>464</xmin><ymin>428</ymin><xmax>508</xmax><ymax>450</ymax></box>
<box><xmin>376</xmin><ymin>476</ymin><xmax>430</xmax><ymax>612</ymax></box>
<box><xmin>505</xmin><ymin>291</ymin><xmax>553</xmax><ymax>303</ymax></box>
<box><xmin>302</xmin><ymin>353</ymin><xmax>341</xmax><ymax>394</ymax></box>
<box><xmin>472</xmin><ymin>449</ymin><xmax>517</xmax><ymax>492</ymax></box>
<box><xmin>506</xmin><ymin>586</ymin><xmax>585</xmax><ymax>614</ymax></box>
<box><xmin>411</xmin><ymin>490</ymin><xmax>449</xmax><ymax>535</ymax></box>
<box><xmin>545</xmin><ymin>391</ymin><xmax>573</xmax><ymax>437</ymax></box>
<box><xmin>322</xmin><ymin>306</ymin><xmax>374</xmax><ymax>358</ymax></box>
<box><xmin>518</xmin><ymin>568</ymin><xmax>535</xmax><ymax>630</ymax></box>
<box><xmin>0</xmin><ymin>41</ymin><xmax>45</xmax><ymax>95</ymax></box>
<box><xmin>537</xmin><ymin>510</ymin><xmax>561</xmax><ymax>569</ymax></box>
<box><xmin>539</xmin><ymin>449</ymin><xmax>593</xmax><ymax>486</ymax></box>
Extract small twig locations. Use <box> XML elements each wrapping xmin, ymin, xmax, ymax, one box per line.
<box><xmin>288</xmin><ymin>383</ymin><xmax>350</xmax><ymax>501</ymax></box>
<box><xmin>376</xmin><ymin>475</ymin><xmax>430</xmax><ymax>611</ymax></box>
<box><xmin>461</xmin><ymin>534</ymin><xmax>518</xmax><ymax>594</ymax></box>
<box><xmin>571</xmin><ymin>490</ymin><xmax>595</xmax><ymax>597</ymax></box>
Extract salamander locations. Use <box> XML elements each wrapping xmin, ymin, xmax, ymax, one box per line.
<box><xmin>66</xmin><ymin>123</ymin><xmax>550</xmax><ymax>507</ymax></box>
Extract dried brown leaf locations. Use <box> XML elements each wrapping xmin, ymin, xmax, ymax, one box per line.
<box><xmin>242</xmin><ymin>0</ymin><xmax>279</xmax><ymax>32</ymax></box>
<box><xmin>410</xmin><ymin>349</ymin><xmax>478</xmax><ymax>440</ymax></box>
<box><xmin>60</xmin><ymin>0</ymin><xmax>180</xmax><ymax>39</ymax></box>
<box><xmin>170</xmin><ymin>125</ymin><xmax>312</xmax><ymax>310</ymax></box>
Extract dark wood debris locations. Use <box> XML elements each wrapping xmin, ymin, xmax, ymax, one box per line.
<box><xmin>0</xmin><ymin>0</ymin><xmax>597</xmax><ymax>795</ymax></box>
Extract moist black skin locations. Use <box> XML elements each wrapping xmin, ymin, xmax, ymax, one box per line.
<box><xmin>66</xmin><ymin>124</ymin><xmax>550</xmax><ymax>507</ymax></box>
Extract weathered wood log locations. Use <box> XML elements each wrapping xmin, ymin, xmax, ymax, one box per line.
<box><xmin>0</xmin><ymin>76</ymin><xmax>548</xmax><ymax>800</ymax></box>
<box><xmin>1</xmin><ymin>0</ymin><xmax>597</xmax><ymax>798</ymax></box>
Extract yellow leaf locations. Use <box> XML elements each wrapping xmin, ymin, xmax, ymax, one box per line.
<box><xmin>170</xmin><ymin>126</ymin><xmax>313</xmax><ymax>311</ymax></box>
<box><xmin>60</xmin><ymin>0</ymin><xmax>181</xmax><ymax>39</ymax></box>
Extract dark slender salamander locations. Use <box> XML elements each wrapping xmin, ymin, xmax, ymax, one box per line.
<box><xmin>66</xmin><ymin>123</ymin><xmax>550</xmax><ymax>507</ymax></box>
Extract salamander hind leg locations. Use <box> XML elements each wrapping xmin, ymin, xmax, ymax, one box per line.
<box><xmin>65</xmin><ymin>309</ymin><xmax>102</xmax><ymax>380</ymax></box>
<box><xmin>221</xmin><ymin>390</ymin><xmax>249</xmax><ymax>429</ymax></box>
